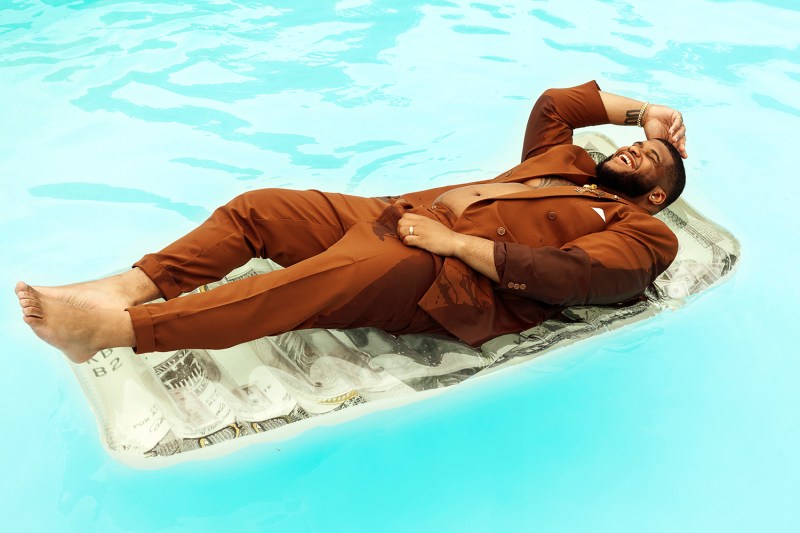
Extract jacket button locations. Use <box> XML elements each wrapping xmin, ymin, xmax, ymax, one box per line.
<box><xmin>507</xmin><ymin>282</ymin><xmax>514</xmax><ymax>289</ymax></box>
<box><xmin>547</xmin><ymin>211</ymin><xmax>556</xmax><ymax>220</ymax></box>
<box><xmin>513</xmin><ymin>283</ymin><xmax>520</xmax><ymax>289</ymax></box>
<box><xmin>520</xmin><ymin>283</ymin><xmax>527</xmax><ymax>290</ymax></box>
<box><xmin>497</xmin><ymin>227</ymin><xmax>506</xmax><ymax>236</ymax></box>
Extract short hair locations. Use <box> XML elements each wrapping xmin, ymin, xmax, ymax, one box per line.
<box><xmin>654</xmin><ymin>138</ymin><xmax>686</xmax><ymax>208</ymax></box>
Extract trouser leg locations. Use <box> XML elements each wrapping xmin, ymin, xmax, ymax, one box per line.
<box><xmin>133</xmin><ymin>189</ymin><xmax>389</xmax><ymax>299</ymax></box>
<box><xmin>127</xmin><ymin>221</ymin><xmax>446</xmax><ymax>353</ymax></box>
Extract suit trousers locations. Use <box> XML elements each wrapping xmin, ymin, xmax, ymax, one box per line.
<box><xmin>126</xmin><ymin>189</ymin><xmax>452</xmax><ymax>353</ymax></box>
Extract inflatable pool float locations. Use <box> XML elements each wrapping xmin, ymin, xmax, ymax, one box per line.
<box><xmin>68</xmin><ymin>133</ymin><xmax>741</xmax><ymax>468</ymax></box>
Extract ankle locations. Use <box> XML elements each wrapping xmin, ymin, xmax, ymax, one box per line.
<box><xmin>95</xmin><ymin>310</ymin><xmax>136</xmax><ymax>350</ymax></box>
<box><xmin>125</xmin><ymin>268</ymin><xmax>162</xmax><ymax>305</ymax></box>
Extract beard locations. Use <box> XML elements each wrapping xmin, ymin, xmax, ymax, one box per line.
<box><xmin>590</xmin><ymin>156</ymin><xmax>654</xmax><ymax>199</ymax></box>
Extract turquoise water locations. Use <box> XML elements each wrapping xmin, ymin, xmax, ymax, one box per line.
<box><xmin>1</xmin><ymin>0</ymin><xmax>799</xmax><ymax>530</ymax></box>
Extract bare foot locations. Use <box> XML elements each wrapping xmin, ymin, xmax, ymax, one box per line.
<box><xmin>25</xmin><ymin>268</ymin><xmax>161</xmax><ymax>311</ymax></box>
<box><xmin>17</xmin><ymin>284</ymin><xmax>135</xmax><ymax>363</ymax></box>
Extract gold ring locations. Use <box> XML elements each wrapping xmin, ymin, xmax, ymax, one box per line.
<box><xmin>409</xmin><ymin>226</ymin><xmax>414</xmax><ymax>236</ymax></box>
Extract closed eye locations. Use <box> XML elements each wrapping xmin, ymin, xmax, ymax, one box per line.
<box><xmin>633</xmin><ymin>142</ymin><xmax>661</xmax><ymax>166</ymax></box>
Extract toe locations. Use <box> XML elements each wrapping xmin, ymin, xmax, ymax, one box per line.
<box><xmin>17</xmin><ymin>290</ymin><xmax>38</xmax><ymax>303</ymax></box>
<box><xmin>18</xmin><ymin>297</ymin><xmax>36</xmax><ymax>308</ymax></box>
<box><xmin>15</xmin><ymin>281</ymin><xmax>29</xmax><ymax>295</ymax></box>
<box><xmin>22</xmin><ymin>305</ymin><xmax>44</xmax><ymax>319</ymax></box>
<box><xmin>22</xmin><ymin>315</ymin><xmax>40</xmax><ymax>327</ymax></box>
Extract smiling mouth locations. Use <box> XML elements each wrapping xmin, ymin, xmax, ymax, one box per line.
<box><xmin>616</xmin><ymin>152</ymin><xmax>635</xmax><ymax>170</ymax></box>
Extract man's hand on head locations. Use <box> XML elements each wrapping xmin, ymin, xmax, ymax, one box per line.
<box><xmin>598</xmin><ymin>90</ymin><xmax>688</xmax><ymax>159</ymax></box>
<box><xmin>642</xmin><ymin>104</ymin><xmax>687</xmax><ymax>159</ymax></box>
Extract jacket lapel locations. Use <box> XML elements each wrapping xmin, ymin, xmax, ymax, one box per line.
<box><xmin>464</xmin><ymin>185</ymin><xmax>645</xmax><ymax>212</ymax></box>
<box><xmin>492</xmin><ymin>144</ymin><xmax>597</xmax><ymax>185</ymax></box>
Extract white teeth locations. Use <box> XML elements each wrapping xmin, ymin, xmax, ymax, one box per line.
<box><xmin>619</xmin><ymin>154</ymin><xmax>632</xmax><ymax>168</ymax></box>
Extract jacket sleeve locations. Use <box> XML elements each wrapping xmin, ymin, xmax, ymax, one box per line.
<box><xmin>521</xmin><ymin>80</ymin><xmax>610</xmax><ymax>162</ymax></box>
<box><xmin>493</xmin><ymin>213</ymin><xmax>678</xmax><ymax>306</ymax></box>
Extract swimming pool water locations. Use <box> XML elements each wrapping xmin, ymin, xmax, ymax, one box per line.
<box><xmin>1</xmin><ymin>1</ymin><xmax>799</xmax><ymax>531</ymax></box>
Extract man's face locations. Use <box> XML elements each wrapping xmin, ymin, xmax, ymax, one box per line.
<box><xmin>591</xmin><ymin>140</ymin><xmax>671</xmax><ymax>199</ymax></box>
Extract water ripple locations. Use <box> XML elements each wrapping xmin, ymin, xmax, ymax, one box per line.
<box><xmin>346</xmin><ymin>149</ymin><xmax>428</xmax><ymax>190</ymax></box>
<box><xmin>612</xmin><ymin>32</ymin><xmax>653</xmax><ymax>47</ymax></box>
<box><xmin>480</xmin><ymin>55</ymin><xmax>515</xmax><ymax>63</ymax></box>
<box><xmin>597</xmin><ymin>0</ymin><xmax>653</xmax><ymax>28</ymax></box>
<box><xmin>752</xmin><ymin>93</ymin><xmax>800</xmax><ymax>117</ymax></box>
<box><xmin>529</xmin><ymin>9</ymin><xmax>575</xmax><ymax>29</ymax></box>
<box><xmin>169</xmin><ymin>158</ymin><xmax>263</xmax><ymax>181</ymax></box>
<box><xmin>544</xmin><ymin>37</ymin><xmax>800</xmax><ymax>88</ymax></box>
<box><xmin>451</xmin><ymin>24</ymin><xmax>510</xmax><ymax>35</ymax></box>
<box><xmin>29</xmin><ymin>182</ymin><xmax>211</xmax><ymax>222</ymax></box>
<box><xmin>470</xmin><ymin>3</ymin><xmax>512</xmax><ymax>19</ymax></box>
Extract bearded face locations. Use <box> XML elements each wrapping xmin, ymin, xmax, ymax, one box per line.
<box><xmin>591</xmin><ymin>155</ymin><xmax>658</xmax><ymax>199</ymax></box>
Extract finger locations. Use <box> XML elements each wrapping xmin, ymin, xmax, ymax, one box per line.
<box><xmin>399</xmin><ymin>213</ymin><xmax>423</xmax><ymax>222</ymax></box>
<box><xmin>676</xmin><ymin>135</ymin><xmax>688</xmax><ymax>159</ymax></box>
<box><xmin>397</xmin><ymin>213</ymin><xmax>412</xmax><ymax>226</ymax></box>
<box><xmin>671</xmin><ymin>139</ymin><xmax>687</xmax><ymax>159</ymax></box>
<box><xmin>397</xmin><ymin>221</ymin><xmax>416</xmax><ymax>238</ymax></box>
<box><xmin>402</xmin><ymin>235</ymin><xmax>420</xmax><ymax>247</ymax></box>
<box><xmin>670</xmin><ymin>120</ymin><xmax>686</xmax><ymax>147</ymax></box>
<box><xmin>669</xmin><ymin>114</ymin><xmax>684</xmax><ymax>136</ymax></box>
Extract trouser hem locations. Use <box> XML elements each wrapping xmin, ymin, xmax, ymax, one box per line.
<box><xmin>133</xmin><ymin>256</ymin><xmax>181</xmax><ymax>300</ymax></box>
<box><xmin>127</xmin><ymin>305</ymin><xmax>156</xmax><ymax>354</ymax></box>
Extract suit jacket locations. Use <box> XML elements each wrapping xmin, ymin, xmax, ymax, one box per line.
<box><xmin>400</xmin><ymin>81</ymin><xmax>679</xmax><ymax>346</ymax></box>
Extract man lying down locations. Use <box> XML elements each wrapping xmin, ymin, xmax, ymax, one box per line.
<box><xmin>16</xmin><ymin>80</ymin><xmax>687</xmax><ymax>363</ymax></box>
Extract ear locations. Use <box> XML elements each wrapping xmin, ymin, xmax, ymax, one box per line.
<box><xmin>646</xmin><ymin>186</ymin><xmax>667</xmax><ymax>210</ymax></box>
<box><xmin>635</xmin><ymin>186</ymin><xmax>668</xmax><ymax>214</ymax></box>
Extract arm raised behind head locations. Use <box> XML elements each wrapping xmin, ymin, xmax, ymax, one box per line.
<box><xmin>520</xmin><ymin>81</ymin><xmax>688</xmax><ymax>162</ymax></box>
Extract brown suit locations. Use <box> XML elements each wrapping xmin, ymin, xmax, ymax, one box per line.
<box><xmin>128</xmin><ymin>81</ymin><xmax>677</xmax><ymax>352</ymax></box>
<box><xmin>400</xmin><ymin>80</ymin><xmax>677</xmax><ymax>345</ymax></box>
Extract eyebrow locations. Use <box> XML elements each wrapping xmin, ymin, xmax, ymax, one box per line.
<box><xmin>634</xmin><ymin>142</ymin><xmax>661</xmax><ymax>166</ymax></box>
